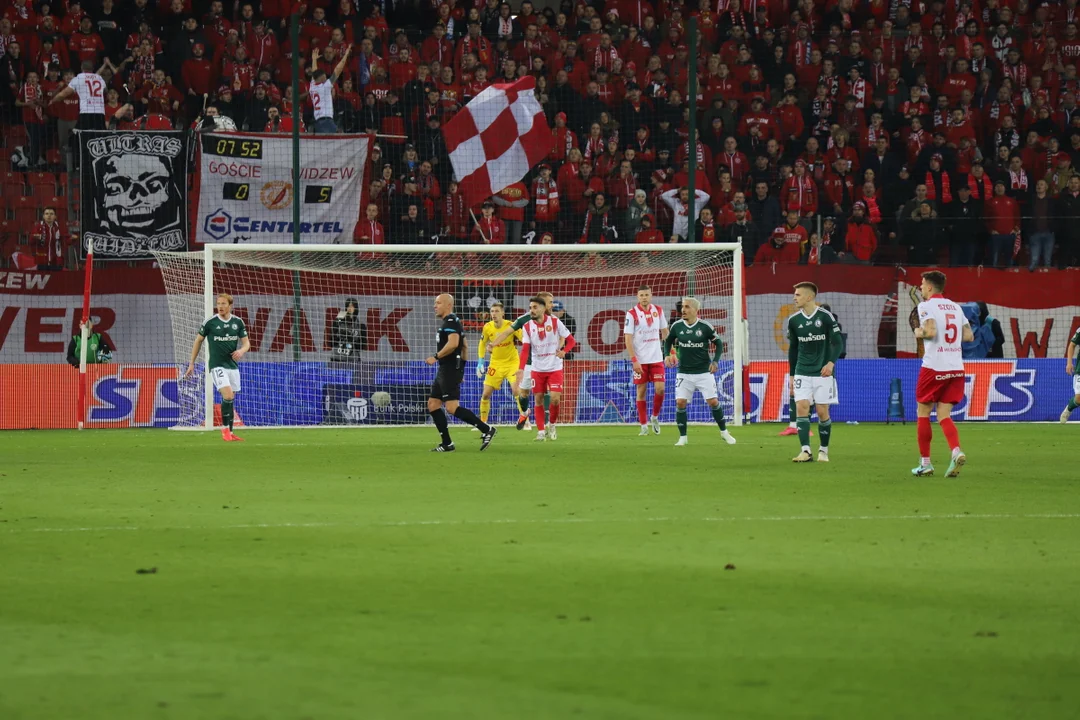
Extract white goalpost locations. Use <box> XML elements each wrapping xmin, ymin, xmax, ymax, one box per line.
<box><xmin>154</xmin><ymin>243</ymin><xmax>746</xmax><ymax>430</ymax></box>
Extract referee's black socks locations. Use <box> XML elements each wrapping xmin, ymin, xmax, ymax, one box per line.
<box><xmin>453</xmin><ymin>406</ymin><xmax>491</xmax><ymax>434</ymax></box>
<box><xmin>430</xmin><ymin>410</ymin><xmax>452</xmax><ymax>446</ymax></box>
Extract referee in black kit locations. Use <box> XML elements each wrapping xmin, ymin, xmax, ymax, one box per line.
<box><xmin>426</xmin><ymin>293</ymin><xmax>497</xmax><ymax>452</ymax></box>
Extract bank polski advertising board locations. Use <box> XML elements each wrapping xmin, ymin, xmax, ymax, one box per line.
<box><xmin>196</xmin><ymin>133</ymin><xmax>370</xmax><ymax>244</ymax></box>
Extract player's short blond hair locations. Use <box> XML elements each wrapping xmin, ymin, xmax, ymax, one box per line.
<box><xmin>681</xmin><ymin>296</ymin><xmax>701</xmax><ymax>311</ymax></box>
<box><xmin>217</xmin><ymin>293</ymin><xmax>234</xmax><ymax>306</ymax></box>
<box><xmin>490</xmin><ymin>300</ymin><xmax>504</xmax><ymax>310</ymax></box>
<box><xmin>537</xmin><ymin>291</ymin><xmax>554</xmax><ymax>302</ymax></box>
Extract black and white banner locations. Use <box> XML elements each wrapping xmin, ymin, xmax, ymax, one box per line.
<box><xmin>195</xmin><ymin>133</ymin><xmax>370</xmax><ymax>245</ymax></box>
<box><xmin>79</xmin><ymin>131</ymin><xmax>189</xmax><ymax>259</ymax></box>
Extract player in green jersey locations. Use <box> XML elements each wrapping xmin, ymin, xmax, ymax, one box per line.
<box><xmin>788</xmin><ymin>282</ymin><xmax>844</xmax><ymax>462</ymax></box>
<box><xmin>490</xmin><ymin>290</ymin><xmax>553</xmax><ymax>430</ymax></box>
<box><xmin>662</xmin><ymin>296</ymin><xmax>736</xmax><ymax>447</ymax></box>
<box><xmin>1061</xmin><ymin>327</ymin><xmax>1080</xmax><ymax>423</ymax></box>
<box><xmin>186</xmin><ymin>293</ymin><xmax>250</xmax><ymax>442</ymax></box>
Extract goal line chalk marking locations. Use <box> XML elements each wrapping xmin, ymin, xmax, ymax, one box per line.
<box><xmin>5</xmin><ymin>513</ymin><xmax>1080</xmax><ymax>534</ymax></box>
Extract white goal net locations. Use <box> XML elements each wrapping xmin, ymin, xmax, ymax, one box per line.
<box><xmin>153</xmin><ymin>244</ymin><xmax>745</xmax><ymax>429</ymax></box>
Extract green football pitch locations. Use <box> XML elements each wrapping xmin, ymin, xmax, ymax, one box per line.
<box><xmin>2</xmin><ymin>423</ymin><xmax>1079</xmax><ymax>720</ymax></box>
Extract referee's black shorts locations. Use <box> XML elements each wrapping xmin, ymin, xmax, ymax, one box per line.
<box><xmin>429</xmin><ymin>367</ymin><xmax>463</xmax><ymax>402</ymax></box>
<box><xmin>76</xmin><ymin>114</ymin><xmax>106</xmax><ymax>131</ymax></box>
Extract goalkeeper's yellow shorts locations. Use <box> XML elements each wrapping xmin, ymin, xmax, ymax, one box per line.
<box><xmin>483</xmin><ymin>363</ymin><xmax>518</xmax><ymax>389</ymax></box>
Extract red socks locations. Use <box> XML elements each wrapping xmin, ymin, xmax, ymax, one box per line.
<box><xmin>939</xmin><ymin>417</ymin><xmax>960</xmax><ymax>450</ymax></box>
<box><xmin>652</xmin><ymin>392</ymin><xmax>664</xmax><ymax>418</ymax></box>
<box><xmin>549</xmin><ymin>402</ymin><xmax>560</xmax><ymax>425</ymax></box>
<box><xmin>917</xmin><ymin>416</ymin><xmax>932</xmax><ymax>457</ymax></box>
<box><xmin>636</xmin><ymin>400</ymin><xmax>647</xmax><ymax>424</ymax></box>
<box><xmin>535</xmin><ymin>396</ymin><xmax>546</xmax><ymax>431</ymax></box>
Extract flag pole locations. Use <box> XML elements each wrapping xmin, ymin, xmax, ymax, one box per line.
<box><xmin>470</xmin><ymin>208</ymin><xmax>489</xmax><ymax>243</ymax></box>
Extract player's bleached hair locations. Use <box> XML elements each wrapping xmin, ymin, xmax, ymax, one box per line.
<box><xmin>921</xmin><ymin>270</ymin><xmax>946</xmax><ymax>292</ymax></box>
<box><xmin>681</xmin><ymin>296</ymin><xmax>701</xmax><ymax>311</ymax></box>
<box><xmin>490</xmin><ymin>300</ymin><xmax>504</xmax><ymax>309</ymax></box>
<box><xmin>537</xmin><ymin>291</ymin><xmax>554</xmax><ymax>301</ymax></box>
<box><xmin>217</xmin><ymin>293</ymin><xmax>233</xmax><ymax>306</ymax></box>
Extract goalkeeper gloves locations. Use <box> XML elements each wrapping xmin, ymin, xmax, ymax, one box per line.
<box><xmin>475</xmin><ymin>359</ymin><xmax>487</xmax><ymax>379</ymax></box>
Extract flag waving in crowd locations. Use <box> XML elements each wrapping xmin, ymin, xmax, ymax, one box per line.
<box><xmin>442</xmin><ymin>76</ymin><xmax>552</xmax><ymax>209</ymax></box>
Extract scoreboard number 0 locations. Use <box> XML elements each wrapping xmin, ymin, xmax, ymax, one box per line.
<box><xmin>304</xmin><ymin>185</ymin><xmax>333</xmax><ymax>203</ymax></box>
<box><xmin>222</xmin><ymin>182</ymin><xmax>250</xmax><ymax>201</ymax></box>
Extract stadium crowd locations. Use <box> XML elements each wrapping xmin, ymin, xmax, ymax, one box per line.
<box><xmin>5</xmin><ymin>0</ymin><xmax>1080</xmax><ymax>269</ymax></box>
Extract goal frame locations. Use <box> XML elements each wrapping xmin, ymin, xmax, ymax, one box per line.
<box><xmin>188</xmin><ymin>242</ymin><xmax>747</xmax><ymax>430</ymax></box>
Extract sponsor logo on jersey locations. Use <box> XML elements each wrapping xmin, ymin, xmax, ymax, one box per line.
<box><xmin>798</xmin><ymin>333</ymin><xmax>827</xmax><ymax>342</ymax></box>
<box><xmin>213</xmin><ymin>335</ymin><xmax>239</xmax><ymax>342</ymax></box>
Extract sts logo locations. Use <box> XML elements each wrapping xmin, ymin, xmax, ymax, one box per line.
<box><xmin>88</xmin><ymin>367</ymin><xmax>183</xmax><ymax>427</ymax></box>
<box><xmin>204</xmin><ymin>208</ymin><xmax>233</xmax><ymax>240</ymax></box>
<box><xmin>954</xmin><ymin>361</ymin><xmax>1035</xmax><ymax>420</ymax></box>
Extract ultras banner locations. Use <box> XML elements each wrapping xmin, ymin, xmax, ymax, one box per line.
<box><xmin>79</xmin><ymin>131</ymin><xmax>189</xmax><ymax>259</ymax></box>
<box><xmin>195</xmin><ymin>132</ymin><xmax>369</xmax><ymax>245</ymax></box>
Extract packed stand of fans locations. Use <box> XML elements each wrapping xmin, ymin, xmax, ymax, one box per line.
<box><xmin>5</xmin><ymin>0</ymin><xmax>1080</xmax><ymax>269</ymax></box>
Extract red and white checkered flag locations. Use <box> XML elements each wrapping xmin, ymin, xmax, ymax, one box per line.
<box><xmin>443</xmin><ymin>76</ymin><xmax>552</xmax><ymax>208</ymax></box>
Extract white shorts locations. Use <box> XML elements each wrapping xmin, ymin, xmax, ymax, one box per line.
<box><xmin>519</xmin><ymin>365</ymin><xmax>533</xmax><ymax>391</ymax></box>
<box><xmin>1073</xmin><ymin>374</ymin><xmax>1080</xmax><ymax>396</ymax></box>
<box><xmin>675</xmin><ymin>372</ymin><xmax>718</xmax><ymax>402</ymax></box>
<box><xmin>211</xmin><ymin>367</ymin><xmax>241</xmax><ymax>393</ymax></box>
<box><xmin>793</xmin><ymin>375</ymin><xmax>837</xmax><ymax>405</ymax></box>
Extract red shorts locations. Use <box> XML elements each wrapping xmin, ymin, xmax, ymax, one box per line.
<box><xmin>916</xmin><ymin>367</ymin><xmax>966</xmax><ymax>404</ymax></box>
<box><xmin>633</xmin><ymin>361</ymin><xmax>666</xmax><ymax>385</ymax></box>
<box><xmin>532</xmin><ymin>370</ymin><xmax>564</xmax><ymax>394</ymax></box>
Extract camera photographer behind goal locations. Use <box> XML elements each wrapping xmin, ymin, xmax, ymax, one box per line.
<box><xmin>330</xmin><ymin>298</ymin><xmax>367</xmax><ymax>362</ymax></box>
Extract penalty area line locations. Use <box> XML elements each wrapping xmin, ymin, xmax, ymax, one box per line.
<box><xmin>5</xmin><ymin>512</ymin><xmax>1080</xmax><ymax>534</ymax></box>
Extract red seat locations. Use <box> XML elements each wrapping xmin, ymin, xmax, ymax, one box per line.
<box><xmin>27</xmin><ymin>171</ymin><xmax>54</xmax><ymax>186</ymax></box>
<box><xmin>2</xmin><ymin>170</ymin><xmax>24</xmax><ymax>184</ymax></box>
<box><xmin>3</xmin><ymin>183</ymin><xmax>24</xmax><ymax>199</ymax></box>
<box><xmin>5</xmin><ymin>126</ymin><xmax>27</xmax><ymax>146</ymax></box>
<box><xmin>13</xmin><ymin>197</ymin><xmax>38</xmax><ymax>230</ymax></box>
<box><xmin>45</xmin><ymin>148</ymin><xmax>62</xmax><ymax>166</ymax></box>
<box><xmin>30</xmin><ymin>184</ymin><xmax>55</xmax><ymax>202</ymax></box>
<box><xmin>0</xmin><ymin>155</ymin><xmax>11</xmax><ymax>174</ymax></box>
<box><xmin>56</xmin><ymin>171</ymin><xmax>69</xmax><ymax>191</ymax></box>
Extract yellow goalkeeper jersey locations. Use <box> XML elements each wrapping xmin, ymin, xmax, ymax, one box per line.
<box><xmin>479</xmin><ymin>321</ymin><xmax>521</xmax><ymax>367</ymax></box>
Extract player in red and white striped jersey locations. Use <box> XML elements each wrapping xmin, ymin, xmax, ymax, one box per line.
<box><xmin>624</xmin><ymin>284</ymin><xmax>669</xmax><ymax>436</ymax></box>
<box><xmin>520</xmin><ymin>295</ymin><xmax>576</xmax><ymax>442</ymax></box>
<box><xmin>911</xmin><ymin>271</ymin><xmax>975</xmax><ymax>478</ymax></box>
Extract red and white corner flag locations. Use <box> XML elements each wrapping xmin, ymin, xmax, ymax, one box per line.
<box><xmin>443</xmin><ymin>76</ymin><xmax>552</xmax><ymax>208</ymax></box>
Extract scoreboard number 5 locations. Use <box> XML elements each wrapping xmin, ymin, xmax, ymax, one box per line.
<box><xmin>304</xmin><ymin>185</ymin><xmax>333</xmax><ymax>203</ymax></box>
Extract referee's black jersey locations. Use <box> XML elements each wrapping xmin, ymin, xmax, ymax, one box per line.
<box><xmin>437</xmin><ymin>313</ymin><xmax>465</xmax><ymax>371</ymax></box>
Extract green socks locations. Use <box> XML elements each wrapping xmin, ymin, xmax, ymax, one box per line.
<box><xmin>544</xmin><ymin>392</ymin><xmax>551</xmax><ymax>411</ymax></box>
<box><xmin>518</xmin><ymin>394</ymin><xmax>530</xmax><ymax>415</ymax></box>
<box><xmin>1069</xmin><ymin>398</ymin><xmax>1079</xmax><ymax>411</ymax></box>
<box><xmin>711</xmin><ymin>405</ymin><xmax>727</xmax><ymax>431</ymax></box>
<box><xmin>676</xmin><ymin>408</ymin><xmax>688</xmax><ymax>437</ymax></box>
<box><xmin>818</xmin><ymin>418</ymin><xmax>832</xmax><ymax>448</ymax></box>
<box><xmin>796</xmin><ymin>417</ymin><xmax>811</xmax><ymax>449</ymax></box>
<box><xmin>221</xmin><ymin>399</ymin><xmax>234</xmax><ymax>430</ymax></box>
<box><xmin>788</xmin><ymin>397</ymin><xmax>797</xmax><ymax>424</ymax></box>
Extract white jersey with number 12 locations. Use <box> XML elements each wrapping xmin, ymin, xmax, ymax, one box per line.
<box><xmin>71</xmin><ymin>72</ymin><xmax>105</xmax><ymax>114</ymax></box>
<box><xmin>310</xmin><ymin>79</ymin><xmax>334</xmax><ymax>120</ymax></box>
<box><xmin>624</xmin><ymin>303</ymin><xmax>667</xmax><ymax>364</ymax></box>
<box><xmin>918</xmin><ymin>296</ymin><xmax>970</xmax><ymax>372</ymax></box>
